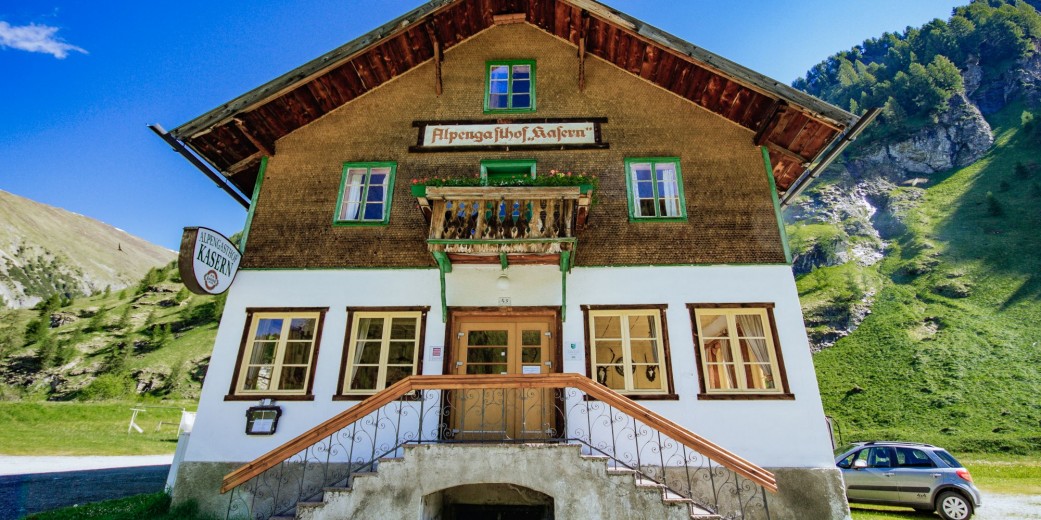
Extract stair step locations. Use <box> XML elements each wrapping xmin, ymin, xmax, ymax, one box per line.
<box><xmin>296</xmin><ymin>501</ymin><xmax>324</xmax><ymax>509</ymax></box>
<box><xmin>270</xmin><ymin>516</ymin><xmax>295</xmax><ymax>520</ymax></box>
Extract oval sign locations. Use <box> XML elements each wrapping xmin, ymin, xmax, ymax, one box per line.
<box><xmin>178</xmin><ymin>227</ymin><xmax>241</xmax><ymax>295</ymax></box>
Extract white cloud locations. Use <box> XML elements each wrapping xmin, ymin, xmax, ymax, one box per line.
<box><xmin>0</xmin><ymin>21</ymin><xmax>87</xmax><ymax>59</ymax></box>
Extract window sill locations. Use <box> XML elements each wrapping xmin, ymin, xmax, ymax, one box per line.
<box><xmin>628</xmin><ymin>217</ymin><xmax>688</xmax><ymax>223</ymax></box>
<box><xmin>584</xmin><ymin>393</ymin><xmax>678</xmax><ymax>401</ymax></box>
<box><xmin>332</xmin><ymin>391</ymin><xmax>423</xmax><ymax>401</ymax></box>
<box><xmin>332</xmin><ymin>220</ymin><xmax>390</xmax><ymax>227</ymax></box>
<box><xmin>224</xmin><ymin>394</ymin><xmax>315</xmax><ymax>401</ymax></box>
<box><xmin>696</xmin><ymin>392</ymin><xmax>794</xmax><ymax>401</ymax></box>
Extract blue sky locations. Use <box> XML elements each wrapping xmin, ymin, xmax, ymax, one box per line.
<box><xmin>0</xmin><ymin>0</ymin><xmax>964</xmax><ymax>250</ymax></box>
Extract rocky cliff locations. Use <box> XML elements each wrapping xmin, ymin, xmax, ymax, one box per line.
<box><xmin>789</xmin><ymin>48</ymin><xmax>1041</xmax><ymax>350</ymax></box>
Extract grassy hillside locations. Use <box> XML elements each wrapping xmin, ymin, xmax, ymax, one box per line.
<box><xmin>0</xmin><ymin>189</ymin><xmax>175</xmax><ymax>309</ymax></box>
<box><xmin>809</xmin><ymin>104</ymin><xmax>1041</xmax><ymax>454</ymax></box>
<box><xmin>0</xmin><ymin>261</ymin><xmax>222</xmax><ymax>402</ymax></box>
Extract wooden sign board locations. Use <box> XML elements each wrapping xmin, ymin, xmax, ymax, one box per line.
<box><xmin>411</xmin><ymin>118</ymin><xmax>608</xmax><ymax>152</ymax></box>
<box><xmin>178</xmin><ymin>227</ymin><xmax>241</xmax><ymax>295</ymax></box>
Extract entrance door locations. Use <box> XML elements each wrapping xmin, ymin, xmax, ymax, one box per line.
<box><xmin>450</xmin><ymin>316</ymin><xmax>555</xmax><ymax>440</ymax></box>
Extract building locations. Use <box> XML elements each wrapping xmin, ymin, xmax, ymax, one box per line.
<box><xmin>157</xmin><ymin>1</ymin><xmax>870</xmax><ymax>518</ymax></box>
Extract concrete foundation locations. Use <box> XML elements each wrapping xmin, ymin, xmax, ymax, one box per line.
<box><xmin>174</xmin><ymin>445</ymin><xmax>850</xmax><ymax>519</ymax></box>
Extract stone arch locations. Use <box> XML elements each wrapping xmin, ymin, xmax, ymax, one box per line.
<box><xmin>422</xmin><ymin>483</ymin><xmax>554</xmax><ymax>520</ymax></box>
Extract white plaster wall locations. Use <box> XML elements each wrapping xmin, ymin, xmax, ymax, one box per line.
<box><xmin>184</xmin><ymin>264</ymin><xmax>833</xmax><ymax>470</ymax></box>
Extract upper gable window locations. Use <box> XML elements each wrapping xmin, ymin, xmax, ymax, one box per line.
<box><xmin>624</xmin><ymin>158</ymin><xmax>686</xmax><ymax>221</ymax></box>
<box><xmin>485</xmin><ymin>61</ymin><xmax>535</xmax><ymax>112</ymax></box>
<box><xmin>335</xmin><ymin>162</ymin><xmax>396</xmax><ymax>225</ymax></box>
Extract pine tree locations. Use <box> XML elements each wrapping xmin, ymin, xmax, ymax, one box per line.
<box><xmin>986</xmin><ymin>191</ymin><xmax>1004</xmax><ymax>216</ymax></box>
<box><xmin>117</xmin><ymin>306</ymin><xmax>133</xmax><ymax>331</ymax></box>
<box><xmin>87</xmin><ymin>307</ymin><xmax>107</xmax><ymax>332</ymax></box>
<box><xmin>174</xmin><ymin>287</ymin><xmax>190</xmax><ymax>303</ymax></box>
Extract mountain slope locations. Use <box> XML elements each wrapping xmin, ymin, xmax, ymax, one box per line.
<box><xmin>0</xmin><ymin>189</ymin><xmax>175</xmax><ymax>308</ymax></box>
<box><xmin>789</xmin><ymin>0</ymin><xmax>1041</xmax><ymax>453</ymax></box>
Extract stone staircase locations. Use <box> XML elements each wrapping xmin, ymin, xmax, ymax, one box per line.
<box><xmin>271</xmin><ymin>443</ymin><xmax>720</xmax><ymax>520</ymax></box>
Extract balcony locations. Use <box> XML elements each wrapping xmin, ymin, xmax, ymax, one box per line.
<box><xmin>415</xmin><ymin>185</ymin><xmax>592</xmax><ymax>267</ymax></box>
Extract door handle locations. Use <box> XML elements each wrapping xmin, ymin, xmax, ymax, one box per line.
<box><xmin>883</xmin><ymin>472</ymin><xmax>894</xmax><ymax>477</ymax></box>
<box><xmin>931</xmin><ymin>473</ymin><xmax>942</xmax><ymax>478</ymax></box>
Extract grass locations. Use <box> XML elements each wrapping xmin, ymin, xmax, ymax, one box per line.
<box><xmin>0</xmin><ymin>401</ymin><xmax>195</xmax><ymax>455</ymax></box>
<box><xmin>810</xmin><ymin>103</ymin><xmax>1041</xmax><ymax>455</ymax></box>
<box><xmin>25</xmin><ymin>493</ymin><xmax>215</xmax><ymax>520</ymax></box>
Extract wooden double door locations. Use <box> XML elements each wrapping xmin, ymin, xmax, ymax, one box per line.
<box><xmin>449</xmin><ymin>314</ymin><xmax>557</xmax><ymax>440</ymax></box>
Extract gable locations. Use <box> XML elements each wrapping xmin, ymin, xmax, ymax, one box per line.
<box><xmin>165</xmin><ymin>0</ymin><xmax>858</xmax><ymax>203</ymax></box>
<box><xmin>241</xmin><ymin>23</ymin><xmax>786</xmax><ymax>269</ymax></box>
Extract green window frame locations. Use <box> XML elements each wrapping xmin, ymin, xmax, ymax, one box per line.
<box><xmin>334</xmin><ymin>162</ymin><xmax>396</xmax><ymax>226</ymax></box>
<box><xmin>484</xmin><ymin>60</ymin><xmax>536</xmax><ymax>113</ymax></box>
<box><xmin>624</xmin><ymin>158</ymin><xmax>687</xmax><ymax>221</ymax></box>
<box><xmin>480</xmin><ymin>159</ymin><xmax>536</xmax><ymax>184</ymax></box>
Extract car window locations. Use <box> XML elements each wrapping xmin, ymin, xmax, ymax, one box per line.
<box><xmin>867</xmin><ymin>447</ymin><xmax>894</xmax><ymax>468</ymax></box>
<box><xmin>895</xmin><ymin>447</ymin><xmax>935</xmax><ymax>468</ymax></box>
<box><xmin>935</xmin><ymin>450</ymin><xmax>963</xmax><ymax>468</ymax></box>
<box><xmin>837</xmin><ymin>450</ymin><xmax>860</xmax><ymax>469</ymax></box>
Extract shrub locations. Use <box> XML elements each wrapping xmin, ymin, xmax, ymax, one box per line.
<box><xmin>986</xmin><ymin>191</ymin><xmax>1003</xmax><ymax>216</ymax></box>
<box><xmin>78</xmin><ymin>373</ymin><xmax>136</xmax><ymax>400</ymax></box>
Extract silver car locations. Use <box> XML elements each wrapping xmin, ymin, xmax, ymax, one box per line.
<box><xmin>835</xmin><ymin>441</ymin><xmax>982</xmax><ymax>520</ymax></box>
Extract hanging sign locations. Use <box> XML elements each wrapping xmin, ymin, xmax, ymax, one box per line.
<box><xmin>178</xmin><ymin>227</ymin><xmax>241</xmax><ymax>295</ymax></box>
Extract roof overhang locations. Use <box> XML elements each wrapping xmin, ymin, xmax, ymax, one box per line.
<box><xmin>162</xmin><ymin>0</ymin><xmax>861</xmax><ymax>205</ymax></box>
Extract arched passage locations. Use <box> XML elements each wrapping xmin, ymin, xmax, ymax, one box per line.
<box><xmin>422</xmin><ymin>483</ymin><xmax>554</xmax><ymax>520</ymax></box>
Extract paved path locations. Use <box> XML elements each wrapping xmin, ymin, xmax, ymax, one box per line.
<box><xmin>0</xmin><ymin>456</ymin><xmax>173</xmax><ymax>520</ymax></box>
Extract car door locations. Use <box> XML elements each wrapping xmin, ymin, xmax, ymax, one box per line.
<box><xmin>892</xmin><ymin>447</ymin><xmax>942</xmax><ymax>507</ymax></box>
<box><xmin>842</xmin><ymin>447</ymin><xmax>900</xmax><ymax>504</ymax></box>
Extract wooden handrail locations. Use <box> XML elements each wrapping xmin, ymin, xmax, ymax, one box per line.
<box><xmin>220</xmin><ymin>374</ymin><xmax>777</xmax><ymax>494</ymax></box>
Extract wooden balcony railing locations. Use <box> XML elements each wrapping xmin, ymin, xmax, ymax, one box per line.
<box><xmin>417</xmin><ymin>186</ymin><xmax>590</xmax><ymax>263</ymax></box>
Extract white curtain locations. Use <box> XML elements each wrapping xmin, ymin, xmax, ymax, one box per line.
<box><xmin>736</xmin><ymin>314</ymin><xmax>773</xmax><ymax>386</ymax></box>
<box><xmin>657</xmin><ymin>164</ymin><xmax>679</xmax><ymax>217</ymax></box>
<box><xmin>340</xmin><ymin>170</ymin><xmax>365</xmax><ymax>220</ymax></box>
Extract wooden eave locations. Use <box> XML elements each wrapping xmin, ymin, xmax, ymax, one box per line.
<box><xmin>168</xmin><ymin>0</ymin><xmax>857</xmax><ymax>201</ymax></box>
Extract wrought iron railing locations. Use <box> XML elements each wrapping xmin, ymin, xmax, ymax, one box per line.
<box><xmin>221</xmin><ymin>375</ymin><xmax>774</xmax><ymax>520</ymax></box>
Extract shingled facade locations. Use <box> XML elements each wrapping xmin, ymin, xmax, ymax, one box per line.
<box><xmin>161</xmin><ymin>2</ymin><xmax>864</xmax><ymax>519</ymax></box>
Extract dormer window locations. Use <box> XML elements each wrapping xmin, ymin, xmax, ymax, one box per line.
<box><xmin>334</xmin><ymin>162</ymin><xmax>396</xmax><ymax>225</ymax></box>
<box><xmin>485</xmin><ymin>60</ymin><xmax>535</xmax><ymax>112</ymax></box>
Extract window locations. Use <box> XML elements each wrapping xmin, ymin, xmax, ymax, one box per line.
<box><xmin>624</xmin><ymin>158</ymin><xmax>686</xmax><ymax>221</ymax></box>
<box><xmin>582</xmin><ymin>306</ymin><xmax>674</xmax><ymax>397</ymax></box>
<box><xmin>481</xmin><ymin>159</ymin><xmax>536</xmax><ymax>184</ymax></box>
<box><xmin>338</xmin><ymin>309</ymin><xmax>426</xmax><ymax>397</ymax></box>
<box><xmin>229</xmin><ymin>309</ymin><xmax>326</xmax><ymax>399</ymax></box>
<box><xmin>485</xmin><ymin>60</ymin><xmax>535</xmax><ymax>112</ymax></box>
<box><xmin>688</xmin><ymin>304</ymin><xmax>791</xmax><ymax>398</ymax></box>
<box><xmin>334</xmin><ymin>162</ymin><xmax>396</xmax><ymax>225</ymax></box>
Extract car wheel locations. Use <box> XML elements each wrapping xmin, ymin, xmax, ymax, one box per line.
<box><xmin>936</xmin><ymin>491</ymin><xmax>973</xmax><ymax>520</ymax></box>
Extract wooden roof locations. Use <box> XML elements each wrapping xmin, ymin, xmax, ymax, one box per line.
<box><xmin>169</xmin><ymin>0</ymin><xmax>858</xmax><ymax>201</ymax></box>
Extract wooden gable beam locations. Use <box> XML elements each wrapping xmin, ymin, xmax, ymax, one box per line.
<box><xmin>233</xmin><ymin>118</ymin><xmax>273</xmax><ymax>156</ymax></box>
<box><xmin>753</xmin><ymin>100</ymin><xmax>786</xmax><ymax>147</ymax></box>
<box><xmin>578</xmin><ymin>10</ymin><xmax>589</xmax><ymax>91</ymax></box>
<box><xmin>225</xmin><ymin>151</ymin><xmax>265</xmax><ymax>175</ymax></box>
<box><xmin>424</xmin><ymin>22</ymin><xmax>443</xmax><ymax>96</ymax></box>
